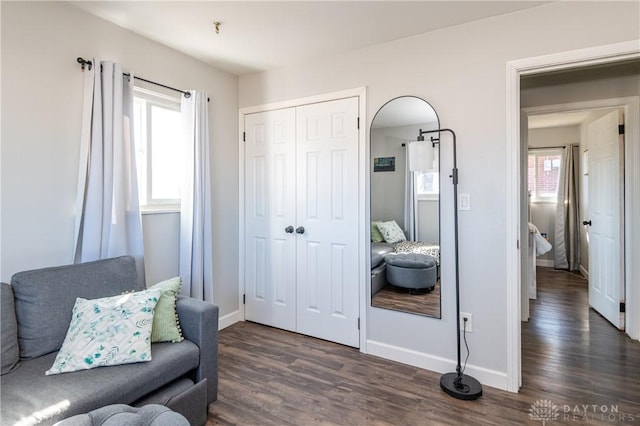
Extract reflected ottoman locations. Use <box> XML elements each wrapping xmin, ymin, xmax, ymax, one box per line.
<box><xmin>384</xmin><ymin>252</ymin><xmax>437</xmax><ymax>292</ymax></box>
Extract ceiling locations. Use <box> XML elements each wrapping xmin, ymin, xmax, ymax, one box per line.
<box><xmin>70</xmin><ymin>1</ymin><xmax>548</xmax><ymax>76</ymax></box>
<box><xmin>528</xmin><ymin>111</ymin><xmax>595</xmax><ymax>129</ymax></box>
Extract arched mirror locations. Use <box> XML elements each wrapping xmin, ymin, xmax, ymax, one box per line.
<box><xmin>370</xmin><ymin>96</ymin><xmax>441</xmax><ymax>318</ymax></box>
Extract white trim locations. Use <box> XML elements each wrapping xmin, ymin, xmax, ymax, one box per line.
<box><xmin>579</xmin><ymin>265</ymin><xmax>589</xmax><ymax>280</ymax></box>
<box><xmin>219</xmin><ymin>310</ymin><xmax>244</xmax><ymax>331</ymax></box>
<box><xmin>366</xmin><ymin>340</ymin><xmax>508</xmax><ymax>391</ymax></box>
<box><xmin>237</xmin><ymin>88</ymin><xmax>368</xmax><ymax>351</ymax></box>
<box><xmin>536</xmin><ymin>259</ymin><xmax>554</xmax><ymax>268</ymax></box>
<box><xmin>506</xmin><ymin>40</ymin><xmax>640</xmax><ymax>393</ymax></box>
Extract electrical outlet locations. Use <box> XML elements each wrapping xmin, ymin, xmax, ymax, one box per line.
<box><xmin>460</xmin><ymin>312</ymin><xmax>472</xmax><ymax>333</ymax></box>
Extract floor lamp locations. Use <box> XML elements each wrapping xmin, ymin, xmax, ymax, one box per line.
<box><xmin>417</xmin><ymin>128</ymin><xmax>483</xmax><ymax>400</ymax></box>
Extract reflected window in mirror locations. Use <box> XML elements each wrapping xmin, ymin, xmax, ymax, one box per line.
<box><xmin>370</xmin><ymin>96</ymin><xmax>441</xmax><ymax>318</ymax></box>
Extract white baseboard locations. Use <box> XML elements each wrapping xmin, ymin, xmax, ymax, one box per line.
<box><xmin>219</xmin><ymin>309</ymin><xmax>243</xmax><ymax>330</ymax></box>
<box><xmin>579</xmin><ymin>265</ymin><xmax>589</xmax><ymax>279</ymax></box>
<box><xmin>366</xmin><ymin>340</ymin><xmax>509</xmax><ymax>392</ymax></box>
<box><xmin>536</xmin><ymin>259</ymin><xmax>554</xmax><ymax>267</ymax></box>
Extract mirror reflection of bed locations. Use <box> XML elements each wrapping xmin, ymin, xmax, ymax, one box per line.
<box><xmin>370</xmin><ymin>96</ymin><xmax>441</xmax><ymax>318</ymax></box>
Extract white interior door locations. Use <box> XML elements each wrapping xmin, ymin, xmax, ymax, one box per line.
<box><xmin>295</xmin><ymin>97</ymin><xmax>360</xmax><ymax>347</ymax></box>
<box><xmin>587</xmin><ymin>109</ymin><xmax>624</xmax><ymax>329</ymax></box>
<box><xmin>244</xmin><ymin>108</ymin><xmax>297</xmax><ymax>331</ymax></box>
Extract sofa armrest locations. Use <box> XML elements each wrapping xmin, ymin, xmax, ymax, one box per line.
<box><xmin>176</xmin><ymin>296</ymin><xmax>219</xmax><ymax>405</ymax></box>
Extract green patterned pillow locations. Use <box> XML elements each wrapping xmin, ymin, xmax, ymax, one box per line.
<box><xmin>45</xmin><ymin>287</ymin><xmax>162</xmax><ymax>375</ymax></box>
<box><xmin>377</xmin><ymin>220</ymin><xmax>407</xmax><ymax>244</ymax></box>
<box><xmin>149</xmin><ymin>277</ymin><xmax>184</xmax><ymax>343</ymax></box>
<box><xmin>371</xmin><ymin>221</ymin><xmax>384</xmax><ymax>243</ymax></box>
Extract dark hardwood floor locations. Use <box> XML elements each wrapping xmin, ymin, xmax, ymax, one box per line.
<box><xmin>208</xmin><ymin>267</ymin><xmax>640</xmax><ymax>425</ymax></box>
<box><xmin>371</xmin><ymin>281</ymin><xmax>441</xmax><ymax>318</ymax></box>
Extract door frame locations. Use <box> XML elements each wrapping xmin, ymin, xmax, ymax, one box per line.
<box><xmin>238</xmin><ymin>87</ymin><xmax>368</xmax><ymax>351</ymax></box>
<box><xmin>505</xmin><ymin>40</ymin><xmax>640</xmax><ymax>392</ymax></box>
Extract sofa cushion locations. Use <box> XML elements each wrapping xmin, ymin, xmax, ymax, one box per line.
<box><xmin>1</xmin><ymin>283</ymin><xmax>20</xmax><ymax>375</ymax></box>
<box><xmin>11</xmin><ymin>256</ymin><xmax>142</xmax><ymax>359</ymax></box>
<box><xmin>0</xmin><ymin>340</ymin><xmax>199</xmax><ymax>426</ymax></box>
<box><xmin>46</xmin><ymin>288</ymin><xmax>162</xmax><ymax>375</ymax></box>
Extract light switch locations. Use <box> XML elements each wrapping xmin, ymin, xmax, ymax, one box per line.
<box><xmin>459</xmin><ymin>193</ymin><xmax>471</xmax><ymax>211</ymax></box>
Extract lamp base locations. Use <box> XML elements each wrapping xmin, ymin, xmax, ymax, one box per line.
<box><xmin>440</xmin><ymin>372</ymin><xmax>483</xmax><ymax>400</ymax></box>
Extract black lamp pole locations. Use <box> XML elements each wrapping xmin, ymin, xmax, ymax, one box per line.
<box><xmin>417</xmin><ymin>128</ymin><xmax>482</xmax><ymax>400</ymax></box>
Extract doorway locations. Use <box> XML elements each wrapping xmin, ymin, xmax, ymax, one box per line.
<box><xmin>523</xmin><ymin>104</ymin><xmax>626</xmax><ymax>331</ymax></box>
<box><xmin>505</xmin><ymin>41</ymin><xmax>640</xmax><ymax>392</ymax></box>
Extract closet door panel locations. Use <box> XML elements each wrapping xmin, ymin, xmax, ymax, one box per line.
<box><xmin>295</xmin><ymin>97</ymin><xmax>360</xmax><ymax>347</ymax></box>
<box><xmin>244</xmin><ymin>108</ymin><xmax>297</xmax><ymax>331</ymax></box>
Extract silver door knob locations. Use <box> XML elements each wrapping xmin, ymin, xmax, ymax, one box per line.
<box><xmin>285</xmin><ymin>226</ymin><xmax>294</xmax><ymax>233</ymax></box>
<box><xmin>295</xmin><ymin>226</ymin><xmax>305</xmax><ymax>234</ymax></box>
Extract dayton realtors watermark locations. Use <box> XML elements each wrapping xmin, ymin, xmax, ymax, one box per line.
<box><xmin>529</xmin><ymin>399</ymin><xmax>639</xmax><ymax>424</ymax></box>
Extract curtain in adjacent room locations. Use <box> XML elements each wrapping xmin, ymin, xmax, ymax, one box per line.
<box><xmin>403</xmin><ymin>144</ymin><xmax>419</xmax><ymax>241</ymax></box>
<box><xmin>554</xmin><ymin>144</ymin><xmax>581</xmax><ymax>270</ymax></box>
<box><xmin>74</xmin><ymin>60</ymin><xmax>146</xmax><ymax>285</ymax></box>
<box><xmin>180</xmin><ymin>91</ymin><xmax>214</xmax><ymax>301</ymax></box>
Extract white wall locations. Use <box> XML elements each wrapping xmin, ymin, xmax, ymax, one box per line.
<box><xmin>239</xmin><ymin>1</ymin><xmax>639</xmax><ymax>388</ymax></box>
<box><xmin>370</xmin><ymin>127</ymin><xmax>407</xmax><ymax>227</ymax></box>
<box><xmin>0</xmin><ymin>2</ymin><xmax>240</xmax><ymax>318</ymax></box>
<box><xmin>527</xmin><ymin>125</ymin><xmax>580</xmax><ymax>265</ymax></box>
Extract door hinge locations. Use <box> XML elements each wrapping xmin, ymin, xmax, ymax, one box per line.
<box><xmin>357</xmin><ymin>117</ymin><xmax>360</xmax><ymax>130</ymax></box>
<box><xmin>620</xmin><ymin>302</ymin><xmax>626</xmax><ymax>313</ymax></box>
<box><xmin>517</xmin><ymin>239</ymin><xmax>520</xmax><ymax>250</ymax></box>
<box><xmin>243</xmin><ymin>294</ymin><xmax>246</xmax><ymax>305</ymax></box>
<box><xmin>618</xmin><ymin>124</ymin><xmax>625</xmax><ymax>135</ymax></box>
<box><xmin>243</xmin><ymin>131</ymin><xmax>246</xmax><ymax>142</ymax></box>
<box><xmin>357</xmin><ymin>317</ymin><xmax>360</xmax><ymax>330</ymax></box>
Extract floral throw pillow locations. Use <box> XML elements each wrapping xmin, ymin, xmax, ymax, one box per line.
<box><xmin>377</xmin><ymin>220</ymin><xmax>407</xmax><ymax>244</ymax></box>
<box><xmin>45</xmin><ymin>287</ymin><xmax>162</xmax><ymax>375</ymax></box>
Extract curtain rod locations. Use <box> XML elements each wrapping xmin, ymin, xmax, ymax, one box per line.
<box><xmin>77</xmin><ymin>57</ymin><xmax>197</xmax><ymax>100</ymax></box>
<box><xmin>528</xmin><ymin>145</ymin><xmax>566</xmax><ymax>150</ymax></box>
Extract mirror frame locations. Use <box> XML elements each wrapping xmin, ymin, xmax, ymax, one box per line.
<box><xmin>369</xmin><ymin>95</ymin><xmax>442</xmax><ymax>318</ymax></box>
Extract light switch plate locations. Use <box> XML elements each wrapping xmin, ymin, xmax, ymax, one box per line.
<box><xmin>459</xmin><ymin>193</ymin><xmax>471</xmax><ymax>211</ymax></box>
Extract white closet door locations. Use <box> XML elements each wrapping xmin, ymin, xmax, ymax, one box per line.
<box><xmin>295</xmin><ymin>97</ymin><xmax>360</xmax><ymax>347</ymax></box>
<box><xmin>244</xmin><ymin>108</ymin><xmax>297</xmax><ymax>331</ymax></box>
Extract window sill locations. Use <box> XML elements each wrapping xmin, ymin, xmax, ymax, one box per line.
<box><xmin>140</xmin><ymin>205</ymin><xmax>181</xmax><ymax>215</ymax></box>
<box><xmin>530</xmin><ymin>199</ymin><xmax>557</xmax><ymax>205</ymax></box>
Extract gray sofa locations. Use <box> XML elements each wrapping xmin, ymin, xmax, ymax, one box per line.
<box><xmin>1</xmin><ymin>256</ymin><xmax>219</xmax><ymax>426</ymax></box>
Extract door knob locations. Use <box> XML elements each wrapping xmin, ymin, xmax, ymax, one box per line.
<box><xmin>583</xmin><ymin>220</ymin><xmax>592</xmax><ymax>226</ymax></box>
<box><xmin>285</xmin><ymin>226</ymin><xmax>294</xmax><ymax>234</ymax></box>
<box><xmin>295</xmin><ymin>226</ymin><xmax>305</xmax><ymax>234</ymax></box>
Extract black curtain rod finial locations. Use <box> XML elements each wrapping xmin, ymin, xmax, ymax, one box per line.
<box><xmin>77</xmin><ymin>57</ymin><xmax>92</xmax><ymax>71</ymax></box>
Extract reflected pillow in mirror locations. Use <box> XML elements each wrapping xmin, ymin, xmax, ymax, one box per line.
<box><xmin>377</xmin><ymin>220</ymin><xmax>407</xmax><ymax>244</ymax></box>
<box><xmin>371</xmin><ymin>221</ymin><xmax>384</xmax><ymax>243</ymax></box>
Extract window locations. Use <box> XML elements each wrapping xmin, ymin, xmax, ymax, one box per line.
<box><xmin>528</xmin><ymin>149</ymin><xmax>562</xmax><ymax>202</ymax></box>
<box><xmin>416</xmin><ymin>171</ymin><xmax>440</xmax><ymax>198</ymax></box>
<box><xmin>133</xmin><ymin>88</ymin><xmax>183</xmax><ymax>211</ymax></box>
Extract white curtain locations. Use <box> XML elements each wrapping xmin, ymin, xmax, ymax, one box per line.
<box><xmin>180</xmin><ymin>91</ymin><xmax>214</xmax><ymax>301</ymax></box>
<box><xmin>554</xmin><ymin>144</ymin><xmax>581</xmax><ymax>270</ymax></box>
<box><xmin>403</xmin><ymin>144</ymin><xmax>419</xmax><ymax>241</ymax></box>
<box><xmin>74</xmin><ymin>60</ymin><xmax>145</xmax><ymax>285</ymax></box>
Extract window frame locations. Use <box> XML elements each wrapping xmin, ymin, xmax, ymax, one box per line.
<box><xmin>528</xmin><ymin>148</ymin><xmax>563</xmax><ymax>204</ymax></box>
<box><xmin>133</xmin><ymin>87</ymin><xmax>182</xmax><ymax>213</ymax></box>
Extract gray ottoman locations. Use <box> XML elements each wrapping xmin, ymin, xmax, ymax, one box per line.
<box><xmin>55</xmin><ymin>404</ymin><xmax>190</xmax><ymax>426</ymax></box>
<box><xmin>384</xmin><ymin>252</ymin><xmax>437</xmax><ymax>292</ymax></box>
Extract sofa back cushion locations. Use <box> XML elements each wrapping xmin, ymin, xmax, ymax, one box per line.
<box><xmin>11</xmin><ymin>256</ymin><xmax>143</xmax><ymax>359</ymax></box>
<box><xmin>1</xmin><ymin>283</ymin><xmax>20</xmax><ymax>374</ymax></box>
